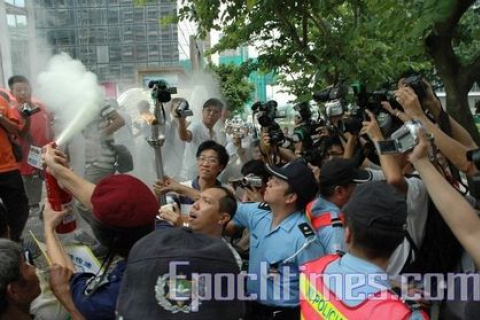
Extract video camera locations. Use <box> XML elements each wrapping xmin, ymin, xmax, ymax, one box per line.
<box><xmin>175</xmin><ymin>100</ymin><xmax>193</xmax><ymax>118</ymax></box>
<box><xmin>375</xmin><ymin>119</ymin><xmax>425</xmax><ymax>155</ymax></box>
<box><xmin>402</xmin><ymin>74</ymin><xmax>427</xmax><ymax>101</ymax></box>
<box><xmin>148</xmin><ymin>80</ymin><xmax>177</xmax><ymax>103</ymax></box>
<box><xmin>251</xmin><ymin>100</ymin><xmax>285</xmax><ymax>145</ymax></box>
<box><xmin>229</xmin><ymin>174</ymin><xmax>263</xmax><ymax>189</ymax></box>
<box><xmin>226</xmin><ymin>117</ymin><xmax>247</xmax><ymax>139</ymax></box>
<box><xmin>21</xmin><ymin>103</ymin><xmax>40</xmax><ymax>118</ymax></box>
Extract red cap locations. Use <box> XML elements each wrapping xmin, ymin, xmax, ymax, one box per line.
<box><xmin>91</xmin><ymin>174</ymin><xmax>158</xmax><ymax>228</ymax></box>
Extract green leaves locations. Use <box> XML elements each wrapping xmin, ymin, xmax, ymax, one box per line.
<box><xmin>208</xmin><ymin>63</ymin><xmax>255</xmax><ymax>115</ymax></box>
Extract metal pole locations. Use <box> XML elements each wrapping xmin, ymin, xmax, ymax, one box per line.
<box><xmin>147</xmin><ymin>99</ymin><xmax>167</xmax><ymax>205</ymax></box>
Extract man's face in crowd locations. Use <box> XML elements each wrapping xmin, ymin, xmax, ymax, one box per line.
<box><xmin>264</xmin><ymin>176</ymin><xmax>295</xmax><ymax>206</ymax></box>
<box><xmin>11</xmin><ymin>258</ymin><xmax>41</xmax><ymax>308</ymax></box>
<box><xmin>202</xmin><ymin>105</ymin><xmax>222</xmax><ymax>127</ymax></box>
<box><xmin>189</xmin><ymin>188</ymin><xmax>229</xmax><ymax>235</ymax></box>
<box><xmin>252</xmin><ymin>146</ymin><xmax>262</xmax><ymax>161</ymax></box>
<box><xmin>11</xmin><ymin>82</ymin><xmax>32</xmax><ymax>104</ymax></box>
<box><xmin>325</xmin><ymin>145</ymin><xmax>344</xmax><ymax>162</ymax></box>
<box><xmin>197</xmin><ymin>149</ymin><xmax>224</xmax><ymax>180</ymax></box>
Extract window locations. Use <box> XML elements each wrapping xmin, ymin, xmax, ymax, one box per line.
<box><xmin>93</xmin><ymin>27</ymin><xmax>108</xmax><ymax>44</ymax></box>
<box><xmin>147</xmin><ymin>23</ymin><xmax>158</xmax><ymax>41</ymax></box>
<box><xmin>146</xmin><ymin>7</ymin><xmax>158</xmax><ymax>23</ymax></box>
<box><xmin>56</xmin><ymin>10</ymin><xmax>72</xmax><ymax>27</ymax></box>
<box><xmin>122</xmin><ymin>46</ymin><xmax>134</xmax><ymax>61</ymax></box>
<box><xmin>48</xmin><ymin>30</ymin><xmax>76</xmax><ymax>46</ymax></box>
<box><xmin>121</xmin><ymin>7</ymin><xmax>133</xmax><ymax>24</ymax></box>
<box><xmin>148</xmin><ymin>45</ymin><xmax>159</xmax><ymax>61</ymax></box>
<box><xmin>135</xmin><ymin>45</ymin><xmax>148</xmax><ymax>61</ymax></box>
<box><xmin>133</xmin><ymin>7</ymin><xmax>145</xmax><ymax>23</ymax></box>
<box><xmin>133</xmin><ymin>25</ymin><xmax>146</xmax><ymax>42</ymax></box>
<box><xmin>108</xmin><ymin>8</ymin><xmax>119</xmax><ymax>24</ymax></box>
<box><xmin>109</xmin><ymin>46</ymin><xmax>121</xmax><ymax>62</ymax></box>
<box><xmin>108</xmin><ymin>27</ymin><xmax>121</xmax><ymax>43</ymax></box>
<box><xmin>109</xmin><ymin>64</ymin><xmax>121</xmax><ymax>78</ymax></box>
<box><xmin>122</xmin><ymin>25</ymin><xmax>133</xmax><ymax>43</ymax></box>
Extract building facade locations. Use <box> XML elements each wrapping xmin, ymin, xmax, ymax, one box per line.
<box><xmin>32</xmin><ymin>0</ymin><xmax>179</xmax><ymax>91</ymax></box>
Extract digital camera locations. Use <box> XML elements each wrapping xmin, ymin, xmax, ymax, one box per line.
<box><xmin>21</xmin><ymin>103</ymin><xmax>40</xmax><ymax>118</ymax></box>
<box><xmin>175</xmin><ymin>101</ymin><xmax>193</xmax><ymax>118</ymax></box>
<box><xmin>375</xmin><ymin>120</ymin><xmax>425</xmax><ymax>155</ymax></box>
<box><xmin>229</xmin><ymin>175</ymin><xmax>263</xmax><ymax>189</ymax></box>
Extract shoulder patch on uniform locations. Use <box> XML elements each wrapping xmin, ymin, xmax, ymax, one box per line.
<box><xmin>258</xmin><ymin>202</ymin><xmax>271</xmax><ymax>211</ymax></box>
<box><xmin>298</xmin><ymin>223</ymin><xmax>315</xmax><ymax>238</ymax></box>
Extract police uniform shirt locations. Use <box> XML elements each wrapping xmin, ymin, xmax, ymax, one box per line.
<box><xmin>309</xmin><ymin>196</ymin><xmax>346</xmax><ymax>254</ymax></box>
<box><xmin>70</xmin><ymin>260</ymin><xmax>126</xmax><ymax>320</ymax></box>
<box><xmin>324</xmin><ymin>253</ymin><xmax>426</xmax><ymax>320</ymax></box>
<box><xmin>233</xmin><ymin>202</ymin><xmax>325</xmax><ymax>307</ymax></box>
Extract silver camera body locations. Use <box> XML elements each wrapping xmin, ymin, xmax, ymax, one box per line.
<box><xmin>229</xmin><ymin>175</ymin><xmax>263</xmax><ymax>189</ymax></box>
<box><xmin>375</xmin><ymin>120</ymin><xmax>424</xmax><ymax>155</ymax></box>
<box><xmin>325</xmin><ymin>100</ymin><xmax>344</xmax><ymax>117</ymax></box>
<box><xmin>176</xmin><ymin>101</ymin><xmax>193</xmax><ymax>118</ymax></box>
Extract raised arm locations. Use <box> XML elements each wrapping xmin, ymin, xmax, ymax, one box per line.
<box><xmin>43</xmin><ymin>144</ymin><xmax>95</xmax><ymax>210</ymax></box>
<box><xmin>409</xmin><ymin>129</ymin><xmax>480</xmax><ymax>266</ymax></box>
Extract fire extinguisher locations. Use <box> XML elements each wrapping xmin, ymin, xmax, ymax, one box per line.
<box><xmin>44</xmin><ymin>144</ymin><xmax>77</xmax><ymax>234</ymax></box>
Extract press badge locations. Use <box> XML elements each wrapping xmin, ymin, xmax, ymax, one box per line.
<box><xmin>27</xmin><ymin>146</ymin><xmax>43</xmax><ymax>169</ymax></box>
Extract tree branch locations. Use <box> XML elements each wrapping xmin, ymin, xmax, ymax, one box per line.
<box><xmin>432</xmin><ymin>0</ymin><xmax>474</xmax><ymax>35</ymax></box>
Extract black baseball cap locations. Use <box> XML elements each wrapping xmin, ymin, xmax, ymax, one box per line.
<box><xmin>343</xmin><ymin>181</ymin><xmax>407</xmax><ymax>234</ymax></box>
<box><xmin>320</xmin><ymin>158</ymin><xmax>372</xmax><ymax>188</ymax></box>
<box><xmin>116</xmin><ymin>228</ymin><xmax>244</xmax><ymax>320</ymax></box>
<box><xmin>265</xmin><ymin>159</ymin><xmax>318</xmax><ymax>204</ymax></box>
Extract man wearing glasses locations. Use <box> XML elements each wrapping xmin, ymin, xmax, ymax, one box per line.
<box><xmin>154</xmin><ymin>140</ymin><xmax>229</xmax><ymax>222</ymax></box>
<box><xmin>177</xmin><ymin>98</ymin><xmax>225</xmax><ymax>181</ymax></box>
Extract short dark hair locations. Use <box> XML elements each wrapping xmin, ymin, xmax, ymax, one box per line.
<box><xmin>8</xmin><ymin>75</ymin><xmax>30</xmax><ymax>90</ymax></box>
<box><xmin>284</xmin><ymin>184</ymin><xmax>310</xmax><ymax>212</ymax></box>
<box><xmin>90</xmin><ymin>218</ymin><xmax>154</xmax><ymax>258</ymax></box>
<box><xmin>203</xmin><ymin>98</ymin><xmax>224</xmax><ymax>110</ymax></box>
<box><xmin>213</xmin><ymin>186</ymin><xmax>238</xmax><ymax>221</ymax></box>
<box><xmin>196</xmin><ymin>140</ymin><xmax>229</xmax><ymax>170</ymax></box>
<box><xmin>319</xmin><ymin>181</ymin><xmax>353</xmax><ymax>198</ymax></box>
<box><xmin>345</xmin><ymin>215</ymin><xmax>404</xmax><ymax>260</ymax></box>
<box><xmin>0</xmin><ymin>239</ymin><xmax>23</xmax><ymax>315</ymax></box>
<box><xmin>241</xmin><ymin>160</ymin><xmax>269</xmax><ymax>184</ymax></box>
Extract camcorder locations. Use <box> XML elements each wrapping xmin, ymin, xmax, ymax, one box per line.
<box><xmin>175</xmin><ymin>101</ymin><xmax>193</xmax><ymax>118</ymax></box>
<box><xmin>229</xmin><ymin>175</ymin><xmax>263</xmax><ymax>189</ymax></box>
<box><xmin>226</xmin><ymin>117</ymin><xmax>247</xmax><ymax>139</ymax></box>
<box><xmin>21</xmin><ymin>103</ymin><xmax>40</xmax><ymax>118</ymax></box>
<box><xmin>251</xmin><ymin>100</ymin><xmax>286</xmax><ymax>145</ymax></box>
<box><xmin>375</xmin><ymin>119</ymin><xmax>425</xmax><ymax>155</ymax></box>
<box><xmin>148</xmin><ymin>80</ymin><xmax>177</xmax><ymax>103</ymax></box>
<box><xmin>402</xmin><ymin>74</ymin><xmax>427</xmax><ymax>101</ymax></box>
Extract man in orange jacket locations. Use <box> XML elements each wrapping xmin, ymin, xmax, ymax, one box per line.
<box><xmin>0</xmin><ymin>95</ymin><xmax>29</xmax><ymax>242</ymax></box>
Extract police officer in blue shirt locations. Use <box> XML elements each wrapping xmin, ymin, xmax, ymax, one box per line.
<box><xmin>306</xmin><ymin>158</ymin><xmax>371</xmax><ymax>254</ymax></box>
<box><xmin>228</xmin><ymin>159</ymin><xmax>325</xmax><ymax>320</ymax></box>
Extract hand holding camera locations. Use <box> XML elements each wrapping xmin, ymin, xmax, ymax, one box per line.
<box><xmin>21</xmin><ymin>103</ymin><xmax>40</xmax><ymax>118</ymax></box>
<box><xmin>158</xmin><ymin>202</ymin><xmax>182</xmax><ymax>227</ymax></box>
<box><xmin>174</xmin><ymin>101</ymin><xmax>193</xmax><ymax>119</ymax></box>
<box><xmin>374</xmin><ymin>119</ymin><xmax>426</xmax><ymax>155</ymax></box>
<box><xmin>407</xmin><ymin>127</ymin><xmax>431</xmax><ymax>165</ymax></box>
<box><xmin>395</xmin><ymin>87</ymin><xmax>425</xmax><ymax>119</ymax></box>
<box><xmin>360</xmin><ymin>109</ymin><xmax>384</xmax><ymax>142</ymax></box>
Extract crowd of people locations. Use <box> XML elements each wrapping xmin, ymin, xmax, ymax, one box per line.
<box><xmin>1</xmin><ymin>72</ymin><xmax>480</xmax><ymax>320</ymax></box>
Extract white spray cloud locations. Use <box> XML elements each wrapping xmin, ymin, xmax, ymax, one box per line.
<box><xmin>37</xmin><ymin>53</ymin><xmax>105</xmax><ymax>146</ymax></box>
